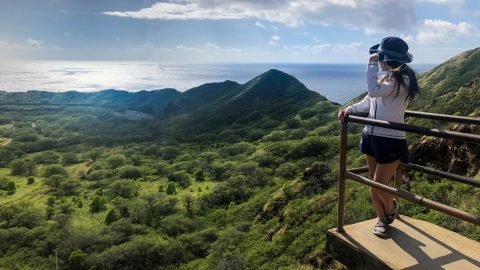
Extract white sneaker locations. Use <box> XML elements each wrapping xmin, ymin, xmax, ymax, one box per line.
<box><xmin>373</xmin><ymin>218</ymin><xmax>388</xmax><ymax>237</ymax></box>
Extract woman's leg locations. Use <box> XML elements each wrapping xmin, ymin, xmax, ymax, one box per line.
<box><xmin>366</xmin><ymin>155</ymin><xmax>385</xmax><ymax>219</ymax></box>
<box><xmin>373</xmin><ymin>160</ymin><xmax>400</xmax><ymax>217</ymax></box>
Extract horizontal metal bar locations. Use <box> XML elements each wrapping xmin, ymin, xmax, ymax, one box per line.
<box><xmin>345</xmin><ymin>171</ymin><xmax>480</xmax><ymax>225</ymax></box>
<box><xmin>347</xmin><ymin>115</ymin><xmax>480</xmax><ymax>144</ymax></box>
<box><xmin>402</xmin><ymin>163</ymin><xmax>480</xmax><ymax>188</ymax></box>
<box><xmin>406</xmin><ymin>110</ymin><xmax>480</xmax><ymax>125</ymax></box>
<box><xmin>348</xmin><ymin>163</ymin><xmax>480</xmax><ymax>187</ymax></box>
<box><xmin>348</xmin><ymin>167</ymin><xmax>370</xmax><ymax>174</ymax></box>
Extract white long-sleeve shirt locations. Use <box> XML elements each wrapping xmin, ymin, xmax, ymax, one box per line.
<box><xmin>345</xmin><ymin>63</ymin><xmax>409</xmax><ymax>139</ymax></box>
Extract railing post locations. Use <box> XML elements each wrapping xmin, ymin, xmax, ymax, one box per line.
<box><xmin>337</xmin><ymin>120</ymin><xmax>348</xmax><ymax>233</ymax></box>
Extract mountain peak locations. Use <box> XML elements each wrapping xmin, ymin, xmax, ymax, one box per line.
<box><xmin>219</xmin><ymin>69</ymin><xmax>323</xmax><ymax>112</ymax></box>
<box><xmin>256</xmin><ymin>69</ymin><xmax>295</xmax><ymax>82</ymax></box>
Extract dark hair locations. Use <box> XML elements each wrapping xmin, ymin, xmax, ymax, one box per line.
<box><xmin>385</xmin><ymin>61</ymin><xmax>419</xmax><ymax>102</ymax></box>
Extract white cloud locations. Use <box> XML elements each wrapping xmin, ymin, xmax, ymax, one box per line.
<box><xmin>0</xmin><ymin>40</ymin><xmax>8</xmax><ymax>46</ymax></box>
<box><xmin>271</xmin><ymin>34</ymin><xmax>280</xmax><ymax>41</ymax></box>
<box><xmin>255</xmin><ymin>21</ymin><xmax>267</xmax><ymax>29</ymax></box>
<box><xmin>268</xmin><ymin>40</ymin><xmax>277</xmax><ymax>46</ymax></box>
<box><xmin>205</xmin><ymin>42</ymin><xmax>219</xmax><ymax>49</ymax></box>
<box><xmin>25</xmin><ymin>38</ymin><xmax>41</xmax><ymax>47</ymax></box>
<box><xmin>103</xmin><ymin>0</ymin><xmax>416</xmax><ymax>32</ymax></box>
<box><xmin>416</xmin><ymin>19</ymin><xmax>476</xmax><ymax>45</ymax></box>
<box><xmin>400</xmin><ymin>34</ymin><xmax>414</xmax><ymax>43</ymax></box>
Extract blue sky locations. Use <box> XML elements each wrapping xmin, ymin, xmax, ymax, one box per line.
<box><xmin>0</xmin><ymin>0</ymin><xmax>478</xmax><ymax>63</ymax></box>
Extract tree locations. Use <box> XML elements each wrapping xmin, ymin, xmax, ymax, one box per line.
<box><xmin>10</xmin><ymin>159</ymin><xmax>35</xmax><ymax>176</ymax></box>
<box><xmin>27</xmin><ymin>176</ymin><xmax>35</xmax><ymax>185</ymax></box>
<box><xmin>46</xmin><ymin>174</ymin><xmax>66</xmax><ymax>188</ymax></box>
<box><xmin>193</xmin><ymin>169</ymin><xmax>205</xmax><ymax>181</ymax></box>
<box><xmin>289</xmin><ymin>137</ymin><xmax>329</xmax><ymax>159</ymax></box>
<box><xmin>183</xmin><ymin>194</ymin><xmax>194</xmax><ymax>217</ymax></box>
<box><xmin>168</xmin><ymin>171</ymin><xmax>192</xmax><ymax>188</ymax></box>
<box><xmin>86</xmin><ymin>150</ymin><xmax>102</xmax><ymax>162</ymax></box>
<box><xmin>275</xmin><ymin>162</ymin><xmax>299</xmax><ymax>179</ymax></box>
<box><xmin>143</xmin><ymin>145</ymin><xmax>161</xmax><ymax>157</ymax></box>
<box><xmin>90</xmin><ymin>195</ymin><xmax>106</xmax><ymax>213</ymax></box>
<box><xmin>166</xmin><ymin>182</ymin><xmax>176</xmax><ymax>195</ymax></box>
<box><xmin>107</xmin><ymin>154</ymin><xmax>127</xmax><ymax>169</ymax></box>
<box><xmin>107</xmin><ymin>179</ymin><xmax>139</xmax><ymax>199</ymax></box>
<box><xmin>59</xmin><ymin>181</ymin><xmax>79</xmax><ymax>196</ymax></box>
<box><xmin>154</xmin><ymin>162</ymin><xmax>169</xmax><ymax>176</ymax></box>
<box><xmin>43</xmin><ymin>164</ymin><xmax>68</xmax><ymax>178</ymax></box>
<box><xmin>62</xmin><ymin>153</ymin><xmax>78</xmax><ymax>165</ymax></box>
<box><xmin>118</xmin><ymin>165</ymin><xmax>143</xmax><ymax>179</ymax></box>
<box><xmin>69</xmin><ymin>250</ymin><xmax>87</xmax><ymax>270</ymax></box>
<box><xmin>10</xmin><ymin>160</ymin><xmax>27</xmax><ymax>176</ymax></box>
<box><xmin>0</xmin><ymin>149</ymin><xmax>15</xmax><ymax>166</ymax></box>
<box><xmin>33</xmin><ymin>150</ymin><xmax>60</xmax><ymax>164</ymax></box>
<box><xmin>162</xmin><ymin>146</ymin><xmax>180</xmax><ymax>160</ymax></box>
<box><xmin>130</xmin><ymin>154</ymin><xmax>142</xmax><ymax>166</ymax></box>
<box><xmin>5</xmin><ymin>180</ymin><xmax>16</xmax><ymax>195</ymax></box>
<box><xmin>105</xmin><ymin>208</ymin><xmax>121</xmax><ymax>225</ymax></box>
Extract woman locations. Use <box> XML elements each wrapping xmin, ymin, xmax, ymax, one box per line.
<box><xmin>338</xmin><ymin>37</ymin><xmax>419</xmax><ymax>237</ymax></box>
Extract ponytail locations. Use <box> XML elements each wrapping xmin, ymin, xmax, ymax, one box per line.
<box><xmin>386</xmin><ymin>61</ymin><xmax>420</xmax><ymax>102</ymax></box>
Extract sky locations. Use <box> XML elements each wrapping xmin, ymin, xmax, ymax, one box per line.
<box><xmin>0</xmin><ymin>0</ymin><xmax>479</xmax><ymax>64</ymax></box>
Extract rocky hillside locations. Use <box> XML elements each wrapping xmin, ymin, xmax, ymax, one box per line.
<box><xmin>408</xmin><ymin>48</ymin><xmax>480</xmax><ymax>177</ymax></box>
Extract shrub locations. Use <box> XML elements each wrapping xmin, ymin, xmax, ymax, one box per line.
<box><xmin>162</xmin><ymin>146</ymin><xmax>180</xmax><ymax>160</ymax></box>
<box><xmin>26</xmin><ymin>176</ymin><xmax>35</xmax><ymax>185</ymax></box>
<box><xmin>118</xmin><ymin>165</ymin><xmax>143</xmax><ymax>179</ymax></box>
<box><xmin>276</xmin><ymin>162</ymin><xmax>299</xmax><ymax>179</ymax></box>
<box><xmin>90</xmin><ymin>195</ymin><xmax>106</xmax><ymax>213</ymax></box>
<box><xmin>33</xmin><ymin>150</ymin><xmax>60</xmax><ymax>164</ymax></box>
<box><xmin>166</xmin><ymin>182</ymin><xmax>176</xmax><ymax>195</ymax></box>
<box><xmin>107</xmin><ymin>154</ymin><xmax>127</xmax><ymax>169</ymax></box>
<box><xmin>45</xmin><ymin>174</ymin><xmax>66</xmax><ymax>188</ymax></box>
<box><xmin>62</xmin><ymin>153</ymin><xmax>79</xmax><ymax>165</ymax></box>
<box><xmin>5</xmin><ymin>180</ymin><xmax>16</xmax><ymax>195</ymax></box>
<box><xmin>58</xmin><ymin>181</ymin><xmax>79</xmax><ymax>196</ymax></box>
<box><xmin>107</xmin><ymin>179</ymin><xmax>139</xmax><ymax>199</ymax></box>
<box><xmin>193</xmin><ymin>169</ymin><xmax>205</xmax><ymax>181</ymax></box>
<box><xmin>10</xmin><ymin>160</ymin><xmax>28</xmax><ymax>176</ymax></box>
<box><xmin>68</xmin><ymin>250</ymin><xmax>87</xmax><ymax>270</ymax></box>
<box><xmin>105</xmin><ymin>208</ymin><xmax>121</xmax><ymax>225</ymax></box>
<box><xmin>43</xmin><ymin>165</ymin><xmax>68</xmax><ymax>178</ymax></box>
<box><xmin>168</xmin><ymin>171</ymin><xmax>192</xmax><ymax>188</ymax></box>
<box><xmin>154</xmin><ymin>162</ymin><xmax>169</xmax><ymax>176</ymax></box>
<box><xmin>289</xmin><ymin>137</ymin><xmax>329</xmax><ymax>159</ymax></box>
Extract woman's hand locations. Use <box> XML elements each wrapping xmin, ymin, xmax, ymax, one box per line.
<box><xmin>369</xmin><ymin>53</ymin><xmax>379</xmax><ymax>62</ymax></box>
<box><xmin>337</xmin><ymin>109</ymin><xmax>348</xmax><ymax>123</ymax></box>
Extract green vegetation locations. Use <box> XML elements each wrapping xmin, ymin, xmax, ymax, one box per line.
<box><xmin>0</xmin><ymin>55</ymin><xmax>478</xmax><ymax>270</ymax></box>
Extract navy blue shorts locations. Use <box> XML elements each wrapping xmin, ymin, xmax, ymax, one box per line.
<box><xmin>360</xmin><ymin>130</ymin><xmax>409</xmax><ymax>164</ymax></box>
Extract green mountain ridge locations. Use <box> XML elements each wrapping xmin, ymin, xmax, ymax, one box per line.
<box><xmin>0</xmin><ymin>50</ymin><xmax>478</xmax><ymax>270</ymax></box>
<box><xmin>411</xmin><ymin>47</ymin><xmax>480</xmax><ymax>114</ymax></box>
<box><xmin>162</xmin><ymin>69</ymin><xmax>331</xmax><ymax>139</ymax></box>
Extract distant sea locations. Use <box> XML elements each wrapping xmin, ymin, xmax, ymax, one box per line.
<box><xmin>0</xmin><ymin>61</ymin><xmax>435</xmax><ymax>104</ymax></box>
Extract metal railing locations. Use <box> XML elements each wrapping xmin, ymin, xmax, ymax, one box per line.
<box><xmin>337</xmin><ymin>110</ymin><xmax>480</xmax><ymax>233</ymax></box>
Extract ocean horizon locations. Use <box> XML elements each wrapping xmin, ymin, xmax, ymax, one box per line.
<box><xmin>0</xmin><ymin>61</ymin><xmax>435</xmax><ymax>104</ymax></box>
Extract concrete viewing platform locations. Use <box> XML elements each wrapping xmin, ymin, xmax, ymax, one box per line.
<box><xmin>326</xmin><ymin>215</ymin><xmax>480</xmax><ymax>270</ymax></box>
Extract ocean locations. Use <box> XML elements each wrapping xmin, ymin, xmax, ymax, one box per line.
<box><xmin>0</xmin><ymin>61</ymin><xmax>435</xmax><ymax>104</ymax></box>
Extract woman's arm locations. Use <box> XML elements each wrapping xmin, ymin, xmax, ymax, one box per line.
<box><xmin>367</xmin><ymin>63</ymin><xmax>396</xmax><ymax>97</ymax></box>
<box><xmin>338</xmin><ymin>95</ymin><xmax>371</xmax><ymax>122</ymax></box>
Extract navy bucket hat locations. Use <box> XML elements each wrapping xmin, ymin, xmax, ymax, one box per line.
<box><xmin>369</xmin><ymin>37</ymin><xmax>413</xmax><ymax>63</ymax></box>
